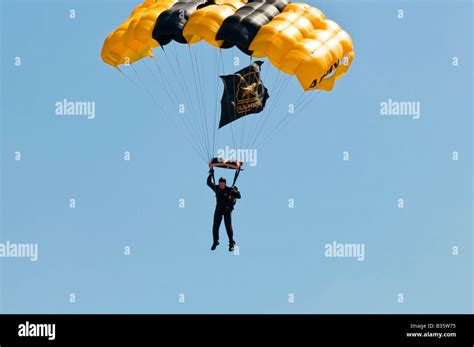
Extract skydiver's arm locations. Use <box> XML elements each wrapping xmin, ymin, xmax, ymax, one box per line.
<box><xmin>207</xmin><ymin>171</ymin><xmax>216</xmax><ymax>191</ymax></box>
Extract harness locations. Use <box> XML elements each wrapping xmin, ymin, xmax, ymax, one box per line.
<box><xmin>211</xmin><ymin>168</ymin><xmax>241</xmax><ymax>208</ymax></box>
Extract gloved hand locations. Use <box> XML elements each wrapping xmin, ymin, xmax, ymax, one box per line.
<box><xmin>232</xmin><ymin>186</ymin><xmax>238</xmax><ymax>192</ymax></box>
<box><xmin>209</xmin><ymin>168</ymin><xmax>214</xmax><ymax>175</ymax></box>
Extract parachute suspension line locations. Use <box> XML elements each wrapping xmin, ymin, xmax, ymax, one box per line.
<box><xmin>299</xmin><ymin>89</ymin><xmax>322</xmax><ymax>114</ymax></box>
<box><xmin>240</xmin><ymin>97</ymin><xmax>247</xmax><ymax>151</ymax></box>
<box><xmin>243</xmin><ymin>52</ymin><xmax>253</xmax><ymax>150</ymax></box>
<box><xmin>230</xmin><ymin>48</ymin><xmax>238</xmax><ymax>151</ymax></box>
<box><xmin>118</xmin><ymin>69</ymin><xmax>142</xmax><ymax>89</ymax></box>
<box><xmin>177</xmin><ymin>45</ymin><xmax>211</xmax><ymax>160</ymax></box>
<box><xmin>231</xmin><ymin>167</ymin><xmax>241</xmax><ymax>187</ymax></box>
<box><xmin>198</xmin><ymin>43</ymin><xmax>213</xmax><ymax>160</ymax></box>
<box><xmin>188</xmin><ymin>44</ymin><xmax>212</xmax><ymax>160</ymax></box>
<box><xmin>130</xmin><ymin>64</ymin><xmax>163</xmax><ymax>111</ymax></box>
<box><xmin>156</xmin><ymin>48</ymin><xmax>205</xmax><ymax>157</ymax></box>
<box><xmin>247</xmin><ymin>69</ymin><xmax>287</xmax><ymax>149</ymax></box>
<box><xmin>148</xmin><ymin>58</ymin><xmax>208</xmax><ymax>160</ymax></box>
<box><xmin>231</xmin><ymin>47</ymin><xmax>242</xmax><ymax>151</ymax></box>
<box><xmin>237</xmin><ymin>53</ymin><xmax>258</xmax><ymax>151</ymax></box>
<box><xmin>126</xmin><ymin>63</ymin><xmax>208</xmax><ymax>163</ymax></box>
<box><xmin>261</xmin><ymin>90</ymin><xmax>324</xmax><ymax>149</ymax></box>
<box><xmin>262</xmin><ymin>57</ymin><xmax>272</xmax><ymax>89</ymax></box>
<box><xmin>219</xmin><ymin>49</ymin><xmax>237</xmax><ymax>152</ymax></box>
<box><xmin>166</xmin><ymin>45</ymin><xmax>201</xmax><ymax>124</ymax></box>
<box><xmin>245</xmin><ymin>65</ymin><xmax>283</xmax><ymax>147</ymax></box>
<box><xmin>211</xmin><ymin>48</ymin><xmax>220</xmax><ymax>158</ymax></box>
<box><xmin>143</xmin><ymin>57</ymin><xmax>210</xmax><ymax>161</ymax></box>
<box><xmin>164</xmin><ymin>45</ymin><xmax>209</xmax><ymax>160</ymax></box>
<box><xmin>132</xmin><ymin>63</ymin><xmax>208</xmax><ymax>163</ymax></box>
<box><xmin>204</xmin><ymin>44</ymin><xmax>219</xmax><ymax>159</ymax></box>
<box><xmin>162</xmin><ymin>45</ymin><xmax>205</xmax><ymax>152</ymax></box>
<box><xmin>147</xmin><ymin>57</ymin><xmax>180</xmax><ymax>103</ymax></box>
<box><xmin>201</xmin><ymin>45</ymin><xmax>211</xmax><ymax>156</ymax></box>
<box><xmin>254</xmin><ymin>91</ymin><xmax>307</xmax><ymax>150</ymax></box>
<box><xmin>237</xmin><ymin>57</ymin><xmax>277</xmax><ymax>147</ymax></box>
<box><xmin>256</xmin><ymin>90</ymin><xmax>322</xmax><ymax>151</ymax></box>
<box><xmin>188</xmin><ymin>45</ymin><xmax>211</xmax><ymax>160</ymax></box>
<box><xmin>150</xmin><ymin>51</ymin><xmax>210</xmax><ymax>160</ymax></box>
<box><xmin>186</xmin><ymin>49</ymin><xmax>213</xmax><ymax>158</ymax></box>
<box><xmin>248</xmin><ymin>73</ymin><xmax>290</xmax><ymax>149</ymax></box>
<box><xmin>188</xmin><ymin>42</ymin><xmax>212</xmax><ymax>160</ymax></box>
<box><xmin>123</xmin><ymin>53</ymin><xmax>206</xmax><ymax>160</ymax></box>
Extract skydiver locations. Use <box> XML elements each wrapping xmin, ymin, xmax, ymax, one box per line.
<box><xmin>207</xmin><ymin>167</ymin><xmax>241</xmax><ymax>252</ymax></box>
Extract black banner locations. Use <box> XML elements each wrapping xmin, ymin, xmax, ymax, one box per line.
<box><xmin>219</xmin><ymin>60</ymin><xmax>269</xmax><ymax>128</ymax></box>
<box><xmin>0</xmin><ymin>314</ymin><xmax>472</xmax><ymax>345</ymax></box>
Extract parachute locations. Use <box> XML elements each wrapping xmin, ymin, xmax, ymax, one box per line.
<box><xmin>101</xmin><ymin>0</ymin><xmax>354</xmax><ymax>165</ymax></box>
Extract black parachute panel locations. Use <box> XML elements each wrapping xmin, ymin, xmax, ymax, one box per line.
<box><xmin>219</xmin><ymin>60</ymin><xmax>269</xmax><ymax>128</ymax></box>
<box><xmin>215</xmin><ymin>0</ymin><xmax>289</xmax><ymax>54</ymax></box>
<box><xmin>152</xmin><ymin>0</ymin><xmax>211</xmax><ymax>45</ymax></box>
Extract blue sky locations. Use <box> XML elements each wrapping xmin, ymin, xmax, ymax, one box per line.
<box><xmin>0</xmin><ymin>0</ymin><xmax>472</xmax><ymax>313</ymax></box>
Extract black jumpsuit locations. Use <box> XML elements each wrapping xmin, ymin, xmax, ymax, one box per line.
<box><xmin>207</xmin><ymin>174</ymin><xmax>241</xmax><ymax>244</ymax></box>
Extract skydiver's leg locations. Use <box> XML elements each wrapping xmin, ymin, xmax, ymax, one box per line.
<box><xmin>223</xmin><ymin>211</ymin><xmax>234</xmax><ymax>245</ymax></box>
<box><xmin>212</xmin><ymin>209</ymin><xmax>223</xmax><ymax>244</ymax></box>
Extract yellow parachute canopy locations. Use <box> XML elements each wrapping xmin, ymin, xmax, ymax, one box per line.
<box><xmin>101</xmin><ymin>0</ymin><xmax>353</xmax><ymax>91</ymax></box>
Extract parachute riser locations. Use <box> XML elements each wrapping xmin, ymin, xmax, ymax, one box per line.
<box><xmin>231</xmin><ymin>168</ymin><xmax>241</xmax><ymax>188</ymax></box>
